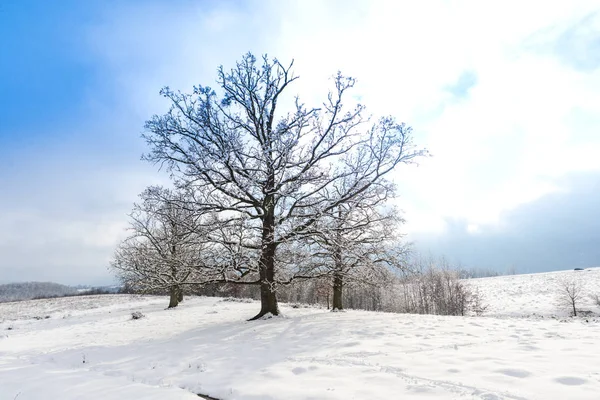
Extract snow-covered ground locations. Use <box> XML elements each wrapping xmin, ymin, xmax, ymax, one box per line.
<box><xmin>1</xmin><ymin>269</ymin><xmax>599</xmax><ymax>400</ymax></box>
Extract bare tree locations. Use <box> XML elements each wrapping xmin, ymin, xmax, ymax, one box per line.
<box><xmin>111</xmin><ymin>187</ymin><xmax>207</xmax><ymax>308</ymax></box>
<box><xmin>556</xmin><ymin>276</ymin><xmax>584</xmax><ymax>316</ymax></box>
<box><xmin>143</xmin><ymin>53</ymin><xmax>426</xmax><ymax>319</ymax></box>
<box><xmin>314</xmin><ymin>278</ymin><xmax>331</xmax><ymax>309</ymax></box>
<box><xmin>308</xmin><ymin>197</ymin><xmax>407</xmax><ymax>311</ymax></box>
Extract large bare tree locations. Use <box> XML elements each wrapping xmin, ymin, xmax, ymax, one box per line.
<box><xmin>143</xmin><ymin>53</ymin><xmax>426</xmax><ymax>319</ymax></box>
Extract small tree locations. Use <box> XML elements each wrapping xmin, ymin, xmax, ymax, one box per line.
<box><xmin>470</xmin><ymin>288</ymin><xmax>488</xmax><ymax>316</ymax></box>
<box><xmin>111</xmin><ymin>187</ymin><xmax>208</xmax><ymax>308</ymax></box>
<box><xmin>309</xmin><ymin>201</ymin><xmax>406</xmax><ymax>311</ymax></box>
<box><xmin>557</xmin><ymin>277</ymin><xmax>584</xmax><ymax>317</ymax></box>
<box><xmin>314</xmin><ymin>278</ymin><xmax>331</xmax><ymax>308</ymax></box>
<box><xmin>395</xmin><ymin>257</ymin><xmax>479</xmax><ymax>316</ymax></box>
<box><xmin>590</xmin><ymin>294</ymin><xmax>600</xmax><ymax>309</ymax></box>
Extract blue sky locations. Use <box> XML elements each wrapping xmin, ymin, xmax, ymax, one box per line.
<box><xmin>1</xmin><ymin>1</ymin><xmax>94</xmax><ymax>135</ymax></box>
<box><xmin>1</xmin><ymin>0</ymin><xmax>600</xmax><ymax>285</ymax></box>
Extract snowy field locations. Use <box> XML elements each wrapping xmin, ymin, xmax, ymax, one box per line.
<box><xmin>1</xmin><ymin>270</ymin><xmax>599</xmax><ymax>400</ymax></box>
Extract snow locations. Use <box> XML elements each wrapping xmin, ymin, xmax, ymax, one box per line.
<box><xmin>1</xmin><ymin>270</ymin><xmax>599</xmax><ymax>400</ymax></box>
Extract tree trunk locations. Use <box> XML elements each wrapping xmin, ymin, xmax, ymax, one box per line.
<box><xmin>168</xmin><ymin>285</ymin><xmax>180</xmax><ymax>308</ymax></box>
<box><xmin>572</xmin><ymin>299</ymin><xmax>577</xmax><ymax>316</ymax></box>
<box><xmin>332</xmin><ymin>273</ymin><xmax>344</xmax><ymax>311</ymax></box>
<box><xmin>331</xmin><ymin>238</ymin><xmax>344</xmax><ymax>311</ymax></box>
<box><xmin>250</xmin><ymin>201</ymin><xmax>279</xmax><ymax>320</ymax></box>
<box><xmin>177</xmin><ymin>287</ymin><xmax>184</xmax><ymax>302</ymax></box>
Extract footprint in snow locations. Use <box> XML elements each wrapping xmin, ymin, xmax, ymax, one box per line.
<box><xmin>292</xmin><ymin>367</ymin><xmax>307</xmax><ymax>375</ymax></box>
<box><xmin>554</xmin><ymin>376</ymin><xmax>587</xmax><ymax>386</ymax></box>
<box><xmin>519</xmin><ymin>344</ymin><xmax>540</xmax><ymax>351</ymax></box>
<box><xmin>495</xmin><ymin>368</ymin><xmax>531</xmax><ymax>378</ymax></box>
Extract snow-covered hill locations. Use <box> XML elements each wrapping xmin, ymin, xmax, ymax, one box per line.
<box><xmin>0</xmin><ymin>269</ymin><xmax>599</xmax><ymax>400</ymax></box>
<box><xmin>465</xmin><ymin>267</ymin><xmax>600</xmax><ymax>317</ymax></box>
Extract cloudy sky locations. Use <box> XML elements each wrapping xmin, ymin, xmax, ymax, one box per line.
<box><xmin>1</xmin><ymin>0</ymin><xmax>599</xmax><ymax>285</ymax></box>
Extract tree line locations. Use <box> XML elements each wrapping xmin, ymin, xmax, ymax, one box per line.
<box><xmin>111</xmin><ymin>53</ymin><xmax>427</xmax><ymax>319</ymax></box>
<box><xmin>0</xmin><ymin>282</ymin><xmax>76</xmax><ymax>303</ymax></box>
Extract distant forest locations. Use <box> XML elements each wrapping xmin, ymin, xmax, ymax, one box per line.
<box><xmin>0</xmin><ymin>282</ymin><xmax>77</xmax><ymax>303</ymax></box>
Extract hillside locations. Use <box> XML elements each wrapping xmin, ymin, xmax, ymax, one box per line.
<box><xmin>465</xmin><ymin>267</ymin><xmax>600</xmax><ymax>317</ymax></box>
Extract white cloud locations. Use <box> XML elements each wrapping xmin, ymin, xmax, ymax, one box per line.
<box><xmin>236</xmin><ymin>1</ymin><xmax>600</xmax><ymax>235</ymax></box>
<box><xmin>85</xmin><ymin>0</ymin><xmax>600</xmax><ymax>240</ymax></box>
